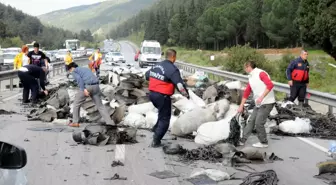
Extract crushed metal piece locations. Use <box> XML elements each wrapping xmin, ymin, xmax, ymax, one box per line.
<box><xmin>24</xmin><ymin>139</ymin><xmax>30</xmax><ymax>142</ymax></box>
<box><xmin>83</xmin><ymin>174</ymin><xmax>89</xmax><ymax>177</ymax></box>
<box><xmin>181</xmin><ymin>146</ymin><xmax>223</xmax><ymax>162</ymax></box>
<box><xmin>104</xmin><ymin>173</ymin><xmax>127</xmax><ymax>180</ymax></box>
<box><xmin>269</xmin><ymin>153</ymin><xmax>283</xmax><ymax>161</ymax></box>
<box><xmin>65</xmin><ymin>157</ymin><xmax>70</xmax><ymax>159</ymax></box>
<box><xmin>111</xmin><ymin>160</ymin><xmax>124</xmax><ymax>167</ymax></box>
<box><xmin>149</xmin><ymin>170</ymin><xmax>180</xmax><ymax>179</ymax></box>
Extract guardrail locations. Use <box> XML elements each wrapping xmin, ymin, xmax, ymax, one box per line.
<box><xmin>175</xmin><ymin>61</ymin><xmax>336</xmax><ymax>114</ymax></box>
<box><xmin>0</xmin><ymin>57</ymin><xmax>89</xmax><ymax>91</ymax></box>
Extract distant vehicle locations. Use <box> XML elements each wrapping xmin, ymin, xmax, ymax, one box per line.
<box><xmin>86</xmin><ymin>48</ymin><xmax>94</xmax><ymax>56</ymax></box>
<box><xmin>134</xmin><ymin>50</ymin><xmax>140</xmax><ymax>61</ymax></box>
<box><xmin>3</xmin><ymin>53</ymin><xmax>17</xmax><ymax>66</ymax></box>
<box><xmin>105</xmin><ymin>52</ymin><xmax>125</xmax><ymax>63</ymax></box>
<box><xmin>65</xmin><ymin>39</ymin><xmax>80</xmax><ymax>51</ymax></box>
<box><xmin>3</xmin><ymin>47</ymin><xmax>21</xmax><ymax>54</ymax></box>
<box><xmin>55</xmin><ymin>49</ymin><xmax>68</xmax><ymax>61</ymax></box>
<box><xmin>46</xmin><ymin>52</ymin><xmax>57</xmax><ymax>63</ymax></box>
<box><xmin>138</xmin><ymin>40</ymin><xmax>163</xmax><ymax>68</ymax></box>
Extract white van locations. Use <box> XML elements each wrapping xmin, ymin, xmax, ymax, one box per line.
<box><xmin>138</xmin><ymin>40</ymin><xmax>163</xmax><ymax>68</ymax></box>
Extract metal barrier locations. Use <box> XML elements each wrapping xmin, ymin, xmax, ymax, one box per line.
<box><xmin>175</xmin><ymin>61</ymin><xmax>336</xmax><ymax>114</ymax></box>
<box><xmin>0</xmin><ymin>57</ymin><xmax>89</xmax><ymax>91</ymax></box>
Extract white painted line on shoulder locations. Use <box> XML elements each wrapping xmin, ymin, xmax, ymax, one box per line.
<box><xmin>296</xmin><ymin>137</ymin><xmax>329</xmax><ymax>153</ymax></box>
<box><xmin>115</xmin><ymin>144</ymin><xmax>126</xmax><ymax>162</ymax></box>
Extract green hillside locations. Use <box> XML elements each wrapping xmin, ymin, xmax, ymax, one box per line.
<box><xmin>0</xmin><ymin>3</ymin><xmax>76</xmax><ymax>49</ymax></box>
<box><xmin>38</xmin><ymin>0</ymin><xmax>158</xmax><ymax>33</ymax></box>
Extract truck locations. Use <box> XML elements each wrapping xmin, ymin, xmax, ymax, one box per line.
<box><xmin>65</xmin><ymin>39</ymin><xmax>80</xmax><ymax>51</ymax></box>
<box><xmin>138</xmin><ymin>40</ymin><xmax>163</xmax><ymax>68</ymax></box>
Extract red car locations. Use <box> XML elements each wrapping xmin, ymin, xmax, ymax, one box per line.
<box><xmin>134</xmin><ymin>50</ymin><xmax>140</xmax><ymax>61</ymax></box>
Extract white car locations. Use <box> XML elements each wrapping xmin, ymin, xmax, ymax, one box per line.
<box><xmin>46</xmin><ymin>52</ymin><xmax>57</xmax><ymax>63</ymax></box>
<box><xmin>105</xmin><ymin>52</ymin><xmax>125</xmax><ymax>63</ymax></box>
<box><xmin>3</xmin><ymin>53</ymin><xmax>17</xmax><ymax>66</ymax></box>
<box><xmin>55</xmin><ymin>50</ymin><xmax>67</xmax><ymax>61</ymax></box>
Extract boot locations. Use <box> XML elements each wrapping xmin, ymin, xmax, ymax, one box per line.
<box><xmin>298</xmin><ymin>102</ymin><xmax>304</xmax><ymax>107</ymax></box>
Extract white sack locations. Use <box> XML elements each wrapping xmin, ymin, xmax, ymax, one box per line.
<box><xmin>173</xmin><ymin>97</ymin><xmax>198</xmax><ymax>113</ymax></box>
<box><xmin>189</xmin><ymin>90</ymin><xmax>206</xmax><ymax>108</ymax></box>
<box><xmin>207</xmin><ymin>99</ymin><xmax>230</xmax><ymax>119</ymax></box>
<box><xmin>225</xmin><ymin>81</ymin><xmax>242</xmax><ymax>90</ymax></box>
<box><xmin>190</xmin><ymin>169</ymin><xmax>230</xmax><ymax>181</ymax></box>
<box><xmin>145</xmin><ymin>111</ymin><xmax>178</xmax><ymax>130</ymax></box>
<box><xmin>270</xmin><ymin>107</ymin><xmax>278</xmax><ymax>116</ymax></box>
<box><xmin>281</xmin><ymin>101</ymin><xmax>294</xmax><ymax>108</ymax></box>
<box><xmin>279</xmin><ymin>117</ymin><xmax>312</xmax><ymax>134</ymax></box>
<box><xmin>194</xmin><ymin>118</ymin><xmax>231</xmax><ymax>145</ymax></box>
<box><xmin>171</xmin><ymin>108</ymin><xmax>217</xmax><ymax>136</ymax></box>
<box><xmin>109</xmin><ymin>99</ymin><xmax>119</xmax><ymax>108</ymax></box>
<box><xmin>128</xmin><ymin>102</ymin><xmax>156</xmax><ymax>115</ymax></box>
<box><xmin>123</xmin><ymin>113</ymin><xmax>148</xmax><ymax>128</ymax></box>
<box><xmin>108</xmin><ymin>71</ymin><xmax>119</xmax><ymax>86</ymax></box>
<box><xmin>171</xmin><ymin>94</ymin><xmax>185</xmax><ymax>102</ymax></box>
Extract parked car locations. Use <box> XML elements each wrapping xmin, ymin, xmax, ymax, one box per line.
<box><xmin>105</xmin><ymin>52</ymin><xmax>125</xmax><ymax>63</ymax></box>
<box><xmin>0</xmin><ymin>141</ymin><xmax>28</xmax><ymax>185</ymax></box>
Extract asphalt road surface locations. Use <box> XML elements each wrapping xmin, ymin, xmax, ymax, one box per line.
<box><xmin>0</xmin><ymin>42</ymin><xmax>332</xmax><ymax>185</ymax></box>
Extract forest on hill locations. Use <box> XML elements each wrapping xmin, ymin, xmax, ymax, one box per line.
<box><xmin>0</xmin><ymin>3</ymin><xmax>95</xmax><ymax>49</ymax></box>
<box><xmin>110</xmin><ymin>0</ymin><xmax>336</xmax><ymax>59</ymax></box>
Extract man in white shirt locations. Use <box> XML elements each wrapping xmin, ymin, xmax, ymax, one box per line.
<box><xmin>237</xmin><ymin>61</ymin><xmax>276</xmax><ymax>148</ymax></box>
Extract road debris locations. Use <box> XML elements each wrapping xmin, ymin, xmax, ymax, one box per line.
<box><xmin>111</xmin><ymin>160</ymin><xmax>124</xmax><ymax>167</ymax></box>
<box><xmin>65</xmin><ymin>157</ymin><xmax>70</xmax><ymax>159</ymax></box>
<box><xmin>190</xmin><ymin>168</ymin><xmax>230</xmax><ymax>182</ymax></box>
<box><xmin>187</xmin><ymin>174</ymin><xmax>217</xmax><ymax>185</ymax></box>
<box><xmin>104</xmin><ymin>173</ymin><xmax>127</xmax><ymax>180</ymax></box>
<box><xmin>106</xmin><ymin>149</ymin><xmax>114</xmax><ymax>152</ymax></box>
<box><xmin>0</xmin><ymin>109</ymin><xmax>16</xmax><ymax>115</ymax></box>
<box><xmin>24</xmin><ymin>138</ymin><xmax>30</xmax><ymax>142</ymax></box>
<box><xmin>240</xmin><ymin>170</ymin><xmax>279</xmax><ymax>185</ymax></box>
<box><xmin>149</xmin><ymin>170</ymin><xmax>180</xmax><ymax>179</ymax></box>
<box><xmin>72</xmin><ymin>124</ymin><xmax>137</xmax><ymax>146</ymax></box>
<box><xmin>83</xmin><ymin>174</ymin><xmax>89</xmax><ymax>177</ymax></box>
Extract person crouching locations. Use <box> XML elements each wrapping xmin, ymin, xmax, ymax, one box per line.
<box><xmin>18</xmin><ymin>64</ymin><xmax>49</xmax><ymax>104</ymax></box>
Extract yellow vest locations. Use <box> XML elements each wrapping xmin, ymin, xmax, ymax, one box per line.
<box><xmin>64</xmin><ymin>54</ymin><xmax>73</xmax><ymax>65</ymax></box>
<box><xmin>13</xmin><ymin>52</ymin><xmax>24</xmax><ymax>70</ymax></box>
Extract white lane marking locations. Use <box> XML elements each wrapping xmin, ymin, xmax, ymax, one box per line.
<box><xmin>115</xmin><ymin>144</ymin><xmax>126</xmax><ymax>162</ymax></box>
<box><xmin>296</xmin><ymin>137</ymin><xmax>329</xmax><ymax>153</ymax></box>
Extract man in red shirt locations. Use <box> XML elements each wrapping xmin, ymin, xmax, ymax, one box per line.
<box><xmin>237</xmin><ymin>61</ymin><xmax>276</xmax><ymax>148</ymax></box>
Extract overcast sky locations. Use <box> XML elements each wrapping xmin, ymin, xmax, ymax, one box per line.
<box><xmin>0</xmin><ymin>0</ymin><xmax>105</xmax><ymax>16</ymax></box>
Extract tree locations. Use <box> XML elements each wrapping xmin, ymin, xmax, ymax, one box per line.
<box><xmin>297</xmin><ymin>0</ymin><xmax>336</xmax><ymax>59</ymax></box>
<box><xmin>261</xmin><ymin>0</ymin><xmax>299</xmax><ymax>47</ymax></box>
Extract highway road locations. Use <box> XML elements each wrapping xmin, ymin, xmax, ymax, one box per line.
<box><xmin>0</xmin><ymin>41</ymin><xmax>332</xmax><ymax>185</ymax></box>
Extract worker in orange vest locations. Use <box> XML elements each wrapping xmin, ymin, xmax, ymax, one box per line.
<box><xmin>88</xmin><ymin>48</ymin><xmax>102</xmax><ymax>77</ymax></box>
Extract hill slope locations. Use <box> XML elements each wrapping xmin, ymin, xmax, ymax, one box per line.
<box><xmin>38</xmin><ymin>0</ymin><xmax>158</xmax><ymax>33</ymax></box>
<box><xmin>0</xmin><ymin>3</ymin><xmax>74</xmax><ymax>49</ymax></box>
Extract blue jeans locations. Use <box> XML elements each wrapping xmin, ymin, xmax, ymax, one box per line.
<box><xmin>149</xmin><ymin>91</ymin><xmax>172</xmax><ymax>143</ymax></box>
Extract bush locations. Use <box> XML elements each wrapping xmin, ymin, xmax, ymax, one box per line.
<box><xmin>272</xmin><ymin>54</ymin><xmax>296</xmax><ymax>83</ymax></box>
<box><xmin>222</xmin><ymin>45</ymin><xmax>271</xmax><ymax>74</ymax></box>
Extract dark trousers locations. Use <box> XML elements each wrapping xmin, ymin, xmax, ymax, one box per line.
<box><xmin>289</xmin><ymin>82</ymin><xmax>307</xmax><ymax>103</ymax></box>
<box><xmin>18</xmin><ymin>71</ymin><xmax>39</xmax><ymax>103</ymax></box>
<box><xmin>149</xmin><ymin>92</ymin><xmax>172</xmax><ymax>143</ymax></box>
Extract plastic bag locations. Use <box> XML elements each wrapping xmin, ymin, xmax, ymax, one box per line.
<box><xmin>128</xmin><ymin>102</ymin><xmax>156</xmax><ymax>115</ymax></box>
<box><xmin>171</xmin><ymin>108</ymin><xmax>217</xmax><ymax>136</ymax></box>
<box><xmin>279</xmin><ymin>117</ymin><xmax>312</xmax><ymax>134</ymax></box>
